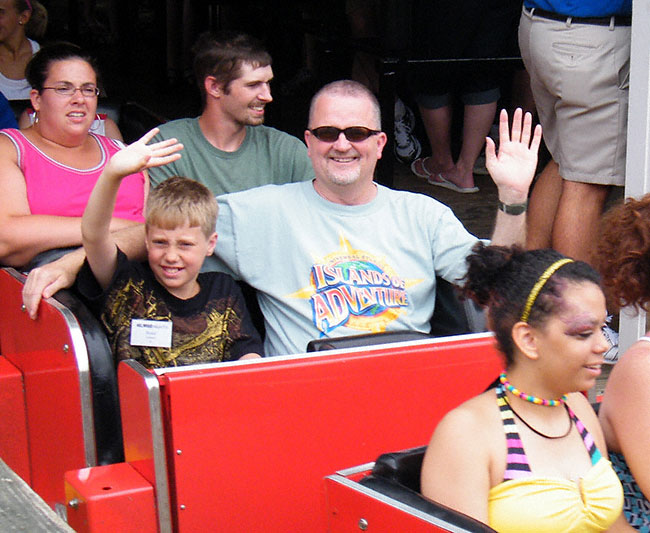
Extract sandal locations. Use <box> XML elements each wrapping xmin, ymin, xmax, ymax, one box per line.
<box><xmin>427</xmin><ymin>173</ymin><xmax>479</xmax><ymax>194</ymax></box>
<box><xmin>410</xmin><ymin>157</ymin><xmax>433</xmax><ymax>179</ymax></box>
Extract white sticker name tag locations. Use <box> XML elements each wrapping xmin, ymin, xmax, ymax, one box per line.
<box><xmin>130</xmin><ymin>319</ymin><xmax>173</xmax><ymax>348</ymax></box>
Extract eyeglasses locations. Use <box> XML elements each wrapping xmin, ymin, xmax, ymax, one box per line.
<box><xmin>309</xmin><ymin>126</ymin><xmax>381</xmax><ymax>143</ymax></box>
<box><xmin>41</xmin><ymin>84</ymin><xmax>100</xmax><ymax>97</ymax></box>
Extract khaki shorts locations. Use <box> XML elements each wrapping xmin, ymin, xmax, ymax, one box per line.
<box><xmin>519</xmin><ymin>8</ymin><xmax>630</xmax><ymax>186</ymax></box>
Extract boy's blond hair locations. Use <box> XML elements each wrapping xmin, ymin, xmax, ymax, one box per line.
<box><xmin>146</xmin><ymin>176</ymin><xmax>217</xmax><ymax>238</ymax></box>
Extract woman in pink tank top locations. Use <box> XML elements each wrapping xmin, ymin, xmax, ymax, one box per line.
<box><xmin>0</xmin><ymin>42</ymin><xmax>146</xmax><ymax>268</ymax></box>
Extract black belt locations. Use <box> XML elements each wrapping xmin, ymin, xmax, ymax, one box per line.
<box><xmin>526</xmin><ymin>7</ymin><xmax>632</xmax><ymax>26</ymax></box>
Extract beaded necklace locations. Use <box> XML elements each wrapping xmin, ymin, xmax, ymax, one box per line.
<box><xmin>499</xmin><ymin>372</ymin><xmax>567</xmax><ymax>407</ymax></box>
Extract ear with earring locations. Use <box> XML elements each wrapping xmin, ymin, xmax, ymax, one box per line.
<box><xmin>33</xmin><ymin>111</ymin><xmax>38</xmax><ymax>125</ymax></box>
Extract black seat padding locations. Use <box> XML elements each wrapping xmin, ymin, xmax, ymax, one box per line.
<box><xmin>20</xmin><ymin>247</ymin><xmax>77</xmax><ymax>271</ymax></box>
<box><xmin>360</xmin><ymin>446</ymin><xmax>496</xmax><ymax>532</ymax></box>
<box><xmin>430</xmin><ymin>277</ymin><xmax>474</xmax><ymax>337</ymax></box>
<box><xmin>369</xmin><ymin>446</ymin><xmax>428</xmax><ymax>492</ymax></box>
<box><xmin>307</xmin><ymin>330</ymin><xmax>431</xmax><ymax>352</ymax></box>
<box><xmin>237</xmin><ymin>280</ymin><xmax>266</xmax><ymax>342</ymax></box>
<box><xmin>116</xmin><ymin>101</ymin><xmax>168</xmax><ymax>144</ymax></box>
<box><xmin>53</xmin><ymin>288</ymin><xmax>124</xmax><ymax>465</ymax></box>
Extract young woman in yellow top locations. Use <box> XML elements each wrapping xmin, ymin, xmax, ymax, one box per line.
<box><xmin>421</xmin><ymin>243</ymin><xmax>633</xmax><ymax>532</ymax></box>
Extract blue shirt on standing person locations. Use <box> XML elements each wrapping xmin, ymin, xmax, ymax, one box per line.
<box><xmin>523</xmin><ymin>0</ymin><xmax>632</xmax><ymax>17</ymax></box>
<box><xmin>0</xmin><ymin>92</ymin><xmax>18</xmax><ymax>130</ymax></box>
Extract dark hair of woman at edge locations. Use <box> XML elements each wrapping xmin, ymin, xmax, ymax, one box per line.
<box><xmin>420</xmin><ymin>242</ymin><xmax>633</xmax><ymax>533</ymax></box>
<box><xmin>594</xmin><ymin>194</ymin><xmax>650</xmax><ymax>531</ymax></box>
<box><xmin>596</xmin><ymin>194</ymin><xmax>650</xmax><ymax>314</ymax></box>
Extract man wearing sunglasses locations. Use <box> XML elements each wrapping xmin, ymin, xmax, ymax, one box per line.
<box><xmin>211</xmin><ymin>80</ymin><xmax>541</xmax><ymax>356</ymax></box>
<box><xmin>22</xmin><ymin>80</ymin><xmax>541</xmax><ymax>356</ymax></box>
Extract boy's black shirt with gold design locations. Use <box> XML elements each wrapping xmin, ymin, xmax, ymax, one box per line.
<box><xmin>77</xmin><ymin>248</ymin><xmax>263</xmax><ymax>368</ymax></box>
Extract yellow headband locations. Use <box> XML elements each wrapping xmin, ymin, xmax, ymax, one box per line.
<box><xmin>520</xmin><ymin>258</ymin><xmax>574</xmax><ymax>323</ymax></box>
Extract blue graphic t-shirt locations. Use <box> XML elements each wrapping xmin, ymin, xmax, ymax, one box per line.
<box><xmin>214</xmin><ymin>181</ymin><xmax>480</xmax><ymax>356</ymax></box>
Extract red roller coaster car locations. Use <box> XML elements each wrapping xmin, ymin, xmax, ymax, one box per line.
<box><xmin>0</xmin><ymin>266</ymin><xmax>501</xmax><ymax>532</ymax></box>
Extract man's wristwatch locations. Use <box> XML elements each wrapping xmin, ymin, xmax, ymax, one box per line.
<box><xmin>498</xmin><ymin>200</ymin><xmax>528</xmax><ymax>216</ymax></box>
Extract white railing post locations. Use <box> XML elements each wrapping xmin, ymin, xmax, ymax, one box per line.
<box><xmin>620</xmin><ymin>0</ymin><xmax>650</xmax><ymax>351</ymax></box>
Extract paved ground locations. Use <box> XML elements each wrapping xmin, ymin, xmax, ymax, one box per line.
<box><xmin>0</xmin><ymin>458</ymin><xmax>73</xmax><ymax>533</ymax></box>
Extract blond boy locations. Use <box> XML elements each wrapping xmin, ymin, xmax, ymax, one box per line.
<box><xmin>79</xmin><ymin>129</ymin><xmax>262</xmax><ymax>368</ymax></box>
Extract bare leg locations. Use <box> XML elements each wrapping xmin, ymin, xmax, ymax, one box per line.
<box><xmin>351</xmin><ymin>51</ymin><xmax>379</xmax><ymax>93</ymax></box>
<box><xmin>347</xmin><ymin>1</ymin><xmax>379</xmax><ymax>93</ymax></box>
<box><xmin>527</xmin><ymin>160</ymin><xmax>562</xmax><ymax>250</ymax></box>
<box><xmin>418</xmin><ymin>104</ymin><xmax>455</xmax><ymax>175</ymax></box>
<box><xmin>553</xmin><ymin>180</ymin><xmax>609</xmax><ymax>264</ymax></box>
<box><xmin>446</xmin><ymin>102</ymin><xmax>497</xmax><ymax>189</ymax></box>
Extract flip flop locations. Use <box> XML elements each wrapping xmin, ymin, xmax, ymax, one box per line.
<box><xmin>410</xmin><ymin>157</ymin><xmax>433</xmax><ymax>179</ymax></box>
<box><xmin>427</xmin><ymin>173</ymin><xmax>479</xmax><ymax>194</ymax></box>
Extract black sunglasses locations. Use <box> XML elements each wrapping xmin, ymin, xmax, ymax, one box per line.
<box><xmin>309</xmin><ymin>126</ymin><xmax>381</xmax><ymax>143</ymax></box>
